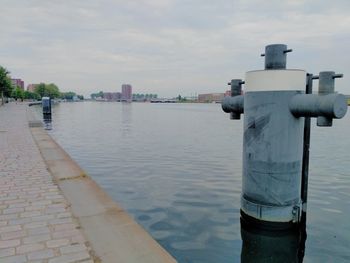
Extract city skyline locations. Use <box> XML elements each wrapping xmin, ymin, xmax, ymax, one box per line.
<box><xmin>1</xmin><ymin>1</ymin><xmax>350</xmax><ymax>97</ymax></box>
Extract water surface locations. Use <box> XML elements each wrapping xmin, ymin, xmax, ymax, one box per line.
<box><xmin>41</xmin><ymin>102</ymin><xmax>350</xmax><ymax>262</ymax></box>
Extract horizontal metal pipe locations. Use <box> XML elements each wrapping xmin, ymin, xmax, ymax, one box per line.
<box><xmin>221</xmin><ymin>95</ymin><xmax>244</xmax><ymax>114</ymax></box>
<box><xmin>289</xmin><ymin>93</ymin><xmax>348</xmax><ymax>118</ymax></box>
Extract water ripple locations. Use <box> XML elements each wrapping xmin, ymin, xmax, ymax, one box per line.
<box><xmin>43</xmin><ymin>102</ymin><xmax>350</xmax><ymax>263</ymax></box>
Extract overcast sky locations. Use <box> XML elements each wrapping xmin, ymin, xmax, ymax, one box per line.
<box><xmin>1</xmin><ymin>0</ymin><xmax>349</xmax><ymax>97</ymax></box>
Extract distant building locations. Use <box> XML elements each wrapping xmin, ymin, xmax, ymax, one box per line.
<box><xmin>103</xmin><ymin>92</ymin><xmax>112</xmax><ymax>101</ymax></box>
<box><xmin>103</xmin><ymin>92</ymin><xmax>121</xmax><ymax>101</ymax></box>
<box><xmin>27</xmin><ymin>84</ymin><xmax>38</xmax><ymax>92</ymax></box>
<box><xmin>113</xmin><ymin>92</ymin><xmax>122</xmax><ymax>101</ymax></box>
<box><xmin>11</xmin><ymin>79</ymin><xmax>24</xmax><ymax>90</ymax></box>
<box><xmin>225</xmin><ymin>89</ymin><xmax>245</xmax><ymax>97</ymax></box>
<box><xmin>198</xmin><ymin>93</ymin><xmax>225</xmax><ymax>103</ymax></box>
<box><xmin>121</xmin><ymin>84</ymin><xmax>132</xmax><ymax>102</ymax></box>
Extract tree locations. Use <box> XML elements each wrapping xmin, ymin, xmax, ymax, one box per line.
<box><xmin>91</xmin><ymin>91</ymin><xmax>104</xmax><ymax>99</ymax></box>
<box><xmin>34</xmin><ymin>83</ymin><xmax>46</xmax><ymax>98</ymax></box>
<box><xmin>11</xmin><ymin>87</ymin><xmax>24</xmax><ymax>101</ymax></box>
<box><xmin>34</xmin><ymin>83</ymin><xmax>60</xmax><ymax>99</ymax></box>
<box><xmin>46</xmin><ymin>83</ymin><xmax>60</xmax><ymax>98</ymax></box>
<box><xmin>24</xmin><ymin>90</ymin><xmax>39</xmax><ymax>100</ymax></box>
<box><xmin>0</xmin><ymin>66</ymin><xmax>13</xmax><ymax>104</ymax></box>
<box><xmin>61</xmin><ymin>91</ymin><xmax>76</xmax><ymax>100</ymax></box>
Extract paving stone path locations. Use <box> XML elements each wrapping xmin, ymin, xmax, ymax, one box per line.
<box><xmin>0</xmin><ymin>103</ymin><xmax>94</xmax><ymax>263</ymax></box>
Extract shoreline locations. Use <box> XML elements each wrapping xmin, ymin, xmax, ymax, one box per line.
<box><xmin>27</xmin><ymin>104</ymin><xmax>176</xmax><ymax>263</ymax></box>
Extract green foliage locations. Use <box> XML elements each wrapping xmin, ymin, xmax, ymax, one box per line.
<box><xmin>24</xmin><ymin>90</ymin><xmax>40</xmax><ymax>100</ymax></box>
<box><xmin>0</xmin><ymin>66</ymin><xmax>13</xmax><ymax>98</ymax></box>
<box><xmin>132</xmin><ymin>93</ymin><xmax>158</xmax><ymax>100</ymax></box>
<box><xmin>11</xmin><ymin>87</ymin><xmax>25</xmax><ymax>100</ymax></box>
<box><xmin>34</xmin><ymin>83</ymin><xmax>60</xmax><ymax>99</ymax></box>
<box><xmin>46</xmin><ymin>83</ymin><xmax>60</xmax><ymax>98</ymax></box>
<box><xmin>90</xmin><ymin>91</ymin><xmax>103</xmax><ymax>99</ymax></box>
<box><xmin>61</xmin><ymin>91</ymin><xmax>76</xmax><ymax>100</ymax></box>
<box><xmin>61</xmin><ymin>91</ymin><xmax>84</xmax><ymax>100</ymax></box>
<box><xmin>34</xmin><ymin>83</ymin><xmax>46</xmax><ymax>98</ymax></box>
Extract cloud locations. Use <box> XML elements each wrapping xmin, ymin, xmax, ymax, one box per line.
<box><xmin>0</xmin><ymin>0</ymin><xmax>349</xmax><ymax>96</ymax></box>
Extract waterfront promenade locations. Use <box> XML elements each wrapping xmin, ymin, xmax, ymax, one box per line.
<box><xmin>0</xmin><ymin>103</ymin><xmax>94</xmax><ymax>262</ymax></box>
<box><xmin>0</xmin><ymin>103</ymin><xmax>176</xmax><ymax>263</ymax></box>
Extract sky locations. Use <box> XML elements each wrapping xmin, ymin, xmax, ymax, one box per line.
<box><xmin>1</xmin><ymin>0</ymin><xmax>350</xmax><ymax>98</ymax></box>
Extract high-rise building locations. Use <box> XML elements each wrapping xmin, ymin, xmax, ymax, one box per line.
<box><xmin>121</xmin><ymin>84</ymin><xmax>132</xmax><ymax>102</ymax></box>
<box><xmin>11</xmin><ymin>79</ymin><xmax>24</xmax><ymax>90</ymax></box>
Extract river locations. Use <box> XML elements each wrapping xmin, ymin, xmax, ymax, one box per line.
<box><xmin>37</xmin><ymin>101</ymin><xmax>350</xmax><ymax>262</ymax></box>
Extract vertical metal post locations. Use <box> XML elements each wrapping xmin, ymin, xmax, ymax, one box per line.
<box><xmin>299</xmin><ymin>73</ymin><xmax>314</xmax><ymax>256</ymax></box>
<box><xmin>317</xmin><ymin>71</ymin><xmax>343</xmax><ymax>126</ymax></box>
<box><xmin>228</xmin><ymin>79</ymin><xmax>244</xmax><ymax>119</ymax></box>
<box><xmin>301</xmin><ymin>73</ymin><xmax>314</xmax><ymax>222</ymax></box>
<box><xmin>261</xmin><ymin>44</ymin><xmax>292</xmax><ymax>70</ymax></box>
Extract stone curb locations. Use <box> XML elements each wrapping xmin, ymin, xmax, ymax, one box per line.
<box><xmin>27</xmin><ymin>107</ymin><xmax>176</xmax><ymax>263</ymax></box>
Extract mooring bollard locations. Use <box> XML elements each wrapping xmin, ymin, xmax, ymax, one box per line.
<box><xmin>42</xmin><ymin>96</ymin><xmax>52</xmax><ymax>130</ymax></box>
<box><xmin>42</xmin><ymin>97</ymin><xmax>51</xmax><ymax>115</ymax></box>
<box><xmin>222</xmin><ymin>44</ymin><xmax>348</xmax><ymax>228</ymax></box>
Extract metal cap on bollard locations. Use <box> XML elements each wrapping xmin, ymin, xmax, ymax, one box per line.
<box><xmin>261</xmin><ymin>44</ymin><xmax>292</xmax><ymax>70</ymax></box>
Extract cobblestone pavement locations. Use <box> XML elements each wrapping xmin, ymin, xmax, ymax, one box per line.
<box><xmin>0</xmin><ymin>103</ymin><xmax>94</xmax><ymax>263</ymax></box>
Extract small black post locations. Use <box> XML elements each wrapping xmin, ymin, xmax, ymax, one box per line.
<box><xmin>301</xmin><ymin>73</ymin><xmax>314</xmax><ymax>223</ymax></box>
<box><xmin>227</xmin><ymin>79</ymin><xmax>244</xmax><ymax>120</ymax></box>
<box><xmin>298</xmin><ymin>73</ymin><xmax>315</xmax><ymax>261</ymax></box>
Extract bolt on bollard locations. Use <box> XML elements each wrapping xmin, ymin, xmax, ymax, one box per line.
<box><xmin>222</xmin><ymin>44</ymin><xmax>348</xmax><ymax>229</ymax></box>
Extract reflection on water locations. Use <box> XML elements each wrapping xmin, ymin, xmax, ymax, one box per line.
<box><xmin>240</xmin><ymin>218</ymin><xmax>306</xmax><ymax>263</ymax></box>
<box><xmin>40</xmin><ymin>102</ymin><xmax>350</xmax><ymax>263</ymax></box>
<box><xmin>43</xmin><ymin>113</ymin><xmax>52</xmax><ymax>130</ymax></box>
<box><xmin>121</xmin><ymin>103</ymin><xmax>132</xmax><ymax>136</ymax></box>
